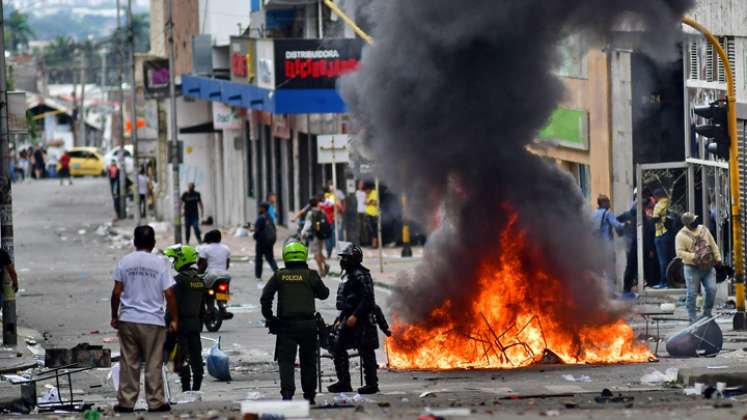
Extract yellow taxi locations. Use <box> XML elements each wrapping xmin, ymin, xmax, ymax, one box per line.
<box><xmin>59</xmin><ymin>147</ymin><xmax>106</xmax><ymax>177</ymax></box>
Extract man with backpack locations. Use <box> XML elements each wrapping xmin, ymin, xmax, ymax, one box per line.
<box><xmin>675</xmin><ymin>212</ymin><xmax>722</xmax><ymax>323</ymax></box>
<box><xmin>301</xmin><ymin>197</ymin><xmax>331</xmax><ymax>276</ymax></box>
<box><xmin>253</xmin><ymin>202</ymin><xmax>278</xmax><ymax>285</ymax></box>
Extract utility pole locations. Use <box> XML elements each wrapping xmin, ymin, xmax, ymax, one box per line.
<box><xmin>0</xmin><ymin>1</ymin><xmax>17</xmax><ymax>346</ymax></box>
<box><xmin>78</xmin><ymin>51</ymin><xmax>87</xmax><ymax>147</ymax></box>
<box><xmin>168</xmin><ymin>0</ymin><xmax>182</xmax><ymax>243</ymax></box>
<box><xmin>128</xmin><ymin>0</ymin><xmax>140</xmax><ymax>225</ymax></box>
<box><xmin>116</xmin><ymin>0</ymin><xmax>127</xmax><ymax>219</ymax></box>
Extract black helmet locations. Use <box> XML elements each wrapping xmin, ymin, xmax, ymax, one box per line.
<box><xmin>338</xmin><ymin>244</ymin><xmax>363</xmax><ymax>266</ymax></box>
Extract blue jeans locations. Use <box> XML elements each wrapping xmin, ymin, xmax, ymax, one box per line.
<box><xmin>325</xmin><ymin>222</ymin><xmax>336</xmax><ymax>258</ymax></box>
<box><xmin>683</xmin><ymin>265</ymin><xmax>716</xmax><ymax>322</ymax></box>
<box><xmin>654</xmin><ymin>232</ymin><xmax>673</xmax><ymax>286</ymax></box>
<box><xmin>184</xmin><ymin>216</ymin><xmax>201</xmax><ymax>244</ymax></box>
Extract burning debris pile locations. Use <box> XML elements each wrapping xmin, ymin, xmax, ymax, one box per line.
<box><xmin>341</xmin><ymin>0</ymin><xmax>693</xmax><ymax>369</ymax></box>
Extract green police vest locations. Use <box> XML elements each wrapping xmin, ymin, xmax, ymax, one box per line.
<box><xmin>275</xmin><ymin>268</ymin><xmax>316</xmax><ymax>320</ymax></box>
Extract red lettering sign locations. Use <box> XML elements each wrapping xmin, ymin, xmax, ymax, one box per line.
<box><xmin>231</xmin><ymin>52</ymin><xmax>247</xmax><ymax>78</ymax></box>
<box><xmin>283</xmin><ymin>58</ymin><xmax>359</xmax><ymax>82</ymax></box>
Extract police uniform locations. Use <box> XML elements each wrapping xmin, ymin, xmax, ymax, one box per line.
<box><xmin>331</xmin><ymin>264</ymin><xmax>380</xmax><ymax>393</ymax></box>
<box><xmin>172</xmin><ymin>267</ymin><xmax>206</xmax><ymax>391</ymax></box>
<box><xmin>260</xmin><ymin>262</ymin><xmax>329</xmax><ymax>401</ymax></box>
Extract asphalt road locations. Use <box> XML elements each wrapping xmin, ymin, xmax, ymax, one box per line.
<box><xmin>7</xmin><ymin>178</ymin><xmax>747</xmax><ymax>419</ymax></box>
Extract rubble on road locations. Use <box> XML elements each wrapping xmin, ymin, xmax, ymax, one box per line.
<box><xmin>45</xmin><ymin>344</ymin><xmax>111</xmax><ymax>368</ymax></box>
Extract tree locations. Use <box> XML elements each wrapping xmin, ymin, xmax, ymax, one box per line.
<box><xmin>111</xmin><ymin>13</ymin><xmax>150</xmax><ymax>53</ymax></box>
<box><xmin>5</xmin><ymin>10</ymin><xmax>34</xmax><ymax>52</ymax></box>
<box><xmin>42</xmin><ymin>36</ymin><xmax>77</xmax><ymax>84</ymax></box>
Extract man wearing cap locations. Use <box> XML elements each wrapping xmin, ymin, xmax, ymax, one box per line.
<box><xmin>675</xmin><ymin>212</ymin><xmax>722</xmax><ymax>323</ymax></box>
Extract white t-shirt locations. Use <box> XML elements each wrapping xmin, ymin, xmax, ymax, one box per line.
<box><xmin>198</xmin><ymin>243</ymin><xmax>231</xmax><ymax>273</ymax></box>
<box><xmin>113</xmin><ymin>251</ymin><xmax>175</xmax><ymax>326</ymax></box>
<box><xmin>356</xmin><ymin>190</ymin><xmax>367</xmax><ymax>214</ymax></box>
<box><xmin>137</xmin><ymin>174</ymin><xmax>149</xmax><ymax>195</ymax></box>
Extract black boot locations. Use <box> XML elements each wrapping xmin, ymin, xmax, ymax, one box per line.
<box><xmin>192</xmin><ymin>375</ymin><xmax>202</xmax><ymax>391</ymax></box>
<box><xmin>357</xmin><ymin>384</ymin><xmax>380</xmax><ymax>394</ymax></box>
<box><xmin>327</xmin><ymin>381</ymin><xmax>353</xmax><ymax>393</ymax></box>
<box><xmin>179</xmin><ymin>371</ymin><xmax>191</xmax><ymax>392</ymax></box>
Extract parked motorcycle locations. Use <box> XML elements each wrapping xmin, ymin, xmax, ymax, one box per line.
<box><xmin>202</xmin><ymin>272</ymin><xmax>234</xmax><ymax>332</ymax></box>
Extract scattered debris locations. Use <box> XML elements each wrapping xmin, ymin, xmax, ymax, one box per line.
<box><xmin>419</xmin><ymin>391</ymin><xmax>436</xmax><ymax>398</ymax></box>
<box><xmin>541</xmin><ymin>409</ymin><xmax>560</xmax><ymax>416</ymax></box>
<box><xmin>666</xmin><ymin>317</ymin><xmax>723</xmax><ymax>357</ymax></box>
<box><xmin>640</xmin><ymin>368</ymin><xmax>678</xmax><ymax>385</ymax></box>
<box><xmin>45</xmin><ymin>343</ymin><xmax>111</xmax><ymax>368</ymax></box>
<box><xmin>241</xmin><ymin>400</ymin><xmax>310</xmax><ymax>417</ymax></box>
<box><xmin>561</xmin><ymin>374</ymin><xmax>591</xmax><ymax>383</ymax></box>
<box><xmin>594</xmin><ymin>388</ymin><xmax>634</xmax><ymax>404</ymax></box>
<box><xmin>423</xmin><ymin>407</ymin><xmax>472</xmax><ymax>417</ymax></box>
<box><xmin>207</xmin><ymin>339</ymin><xmax>231</xmax><ymax>381</ymax></box>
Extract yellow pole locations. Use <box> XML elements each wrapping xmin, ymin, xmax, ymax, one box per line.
<box><xmin>323</xmin><ymin>0</ymin><xmax>374</xmax><ymax>46</ymax></box>
<box><xmin>682</xmin><ymin>17</ymin><xmax>745</xmax><ymax>325</ymax></box>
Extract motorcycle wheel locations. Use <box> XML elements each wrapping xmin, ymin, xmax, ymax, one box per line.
<box><xmin>204</xmin><ymin>300</ymin><xmax>223</xmax><ymax>332</ymax></box>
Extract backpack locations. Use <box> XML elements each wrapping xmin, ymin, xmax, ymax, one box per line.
<box><xmin>311</xmin><ymin>209</ymin><xmax>331</xmax><ymax>240</ymax></box>
<box><xmin>263</xmin><ymin>216</ymin><xmax>277</xmax><ymax>244</ymax></box>
<box><xmin>687</xmin><ymin>228</ymin><xmax>715</xmax><ymax>270</ymax></box>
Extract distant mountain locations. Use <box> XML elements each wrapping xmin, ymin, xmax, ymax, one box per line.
<box><xmin>6</xmin><ymin>0</ymin><xmax>149</xmax><ymax>41</ymax></box>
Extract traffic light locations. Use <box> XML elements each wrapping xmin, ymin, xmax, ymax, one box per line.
<box><xmin>694</xmin><ymin>100</ymin><xmax>729</xmax><ymax>160</ymax></box>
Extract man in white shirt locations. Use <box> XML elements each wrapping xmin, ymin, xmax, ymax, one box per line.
<box><xmin>137</xmin><ymin>169</ymin><xmax>149</xmax><ymax>218</ymax></box>
<box><xmin>110</xmin><ymin>225</ymin><xmax>177</xmax><ymax>413</ymax></box>
<box><xmin>355</xmin><ymin>180</ymin><xmax>368</xmax><ymax>245</ymax></box>
<box><xmin>198</xmin><ymin>229</ymin><xmax>231</xmax><ymax>273</ymax></box>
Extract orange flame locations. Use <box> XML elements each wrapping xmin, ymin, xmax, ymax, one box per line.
<box><xmin>386</xmin><ymin>216</ymin><xmax>652</xmax><ymax>370</ymax></box>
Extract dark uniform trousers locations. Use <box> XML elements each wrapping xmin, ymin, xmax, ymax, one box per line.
<box><xmin>277</xmin><ymin>319</ymin><xmax>318</xmax><ymax>399</ymax></box>
<box><xmin>176</xmin><ymin>322</ymin><xmax>204</xmax><ymax>391</ymax></box>
<box><xmin>332</xmin><ymin>321</ymin><xmax>378</xmax><ymax>387</ymax></box>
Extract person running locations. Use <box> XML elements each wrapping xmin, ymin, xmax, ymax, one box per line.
<box><xmin>365</xmin><ymin>184</ymin><xmax>380</xmax><ymax>249</ymax></box>
<box><xmin>301</xmin><ymin>197</ymin><xmax>330</xmax><ymax>276</ymax></box>
<box><xmin>181</xmin><ymin>183</ymin><xmax>204</xmax><ymax>244</ymax></box>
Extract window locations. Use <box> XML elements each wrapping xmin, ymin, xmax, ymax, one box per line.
<box><xmin>702</xmin><ymin>36</ymin><xmax>735</xmax><ymax>84</ymax></box>
<box><xmin>555</xmin><ymin>36</ymin><xmax>588</xmax><ymax>79</ymax></box>
<box><xmin>578</xmin><ymin>164</ymin><xmax>591</xmax><ymax>200</ymax></box>
<box><xmin>688</xmin><ymin>41</ymin><xmax>699</xmax><ymax>80</ymax></box>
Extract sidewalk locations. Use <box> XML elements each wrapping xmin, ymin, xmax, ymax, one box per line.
<box><xmin>0</xmin><ymin>327</ymin><xmax>42</xmax><ymax>374</ymax></box>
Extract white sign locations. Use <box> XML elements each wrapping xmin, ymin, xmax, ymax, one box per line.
<box><xmin>8</xmin><ymin>92</ymin><xmax>27</xmax><ymax>133</ymax></box>
<box><xmin>212</xmin><ymin>102</ymin><xmax>241</xmax><ymax>130</ymax></box>
<box><xmin>317</xmin><ymin>134</ymin><xmax>350</xmax><ymax>164</ymax></box>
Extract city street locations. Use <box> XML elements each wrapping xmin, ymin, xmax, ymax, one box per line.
<box><xmin>0</xmin><ymin>178</ymin><xmax>745</xmax><ymax>418</ymax></box>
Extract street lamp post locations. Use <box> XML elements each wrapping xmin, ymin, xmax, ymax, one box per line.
<box><xmin>682</xmin><ymin>16</ymin><xmax>745</xmax><ymax>329</ymax></box>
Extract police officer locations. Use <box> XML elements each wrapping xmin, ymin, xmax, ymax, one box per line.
<box><xmin>328</xmin><ymin>244</ymin><xmax>380</xmax><ymax>394</ymax></box>
<box><xmin>163</xmin><ymin>245</ymin><xmax>206</xmax><ymax>392</ymax></box>
<box><xmin>260</xmin><ymin>241</ymin><xmax>329</xmax><ymax>403</ymax></box>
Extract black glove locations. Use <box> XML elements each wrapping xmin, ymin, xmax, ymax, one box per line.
<box><xmin>266</xmin><ymin>317</ymin><xmax>280</xmax><ymax>335</ymax></box>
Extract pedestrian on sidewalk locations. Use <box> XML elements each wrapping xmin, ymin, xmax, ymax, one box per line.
<box><xmin>365</xmin><ymin>184</ymin><xmax>380</xmax><ymax>249</ymax></box>
<box><xmin>652</xmin><ymin>189</ymin><xmax>674</xmax><ymax>289</ymax></box>
<box><xmin>163</xmin><ymin>245</ymin><xmax>205</xmax><ymax>392</ymax></box>
<box><xmin>137</xmin><ymin>168</ymin><xmax>149</xmax><ymax>219</ymax></box>
<box><xmin>267</xmin><ymin>193</ymin><xmax>278</xmax><ymax>224</ymax></box>
<box><xmin>301</xmin><ymin>197</ymin><xmax>330</xmax><ymax>276</ymax></box>
<box><xmin>110</xmin><ymin>225</ymin><xmax>177</xmax><ymax>413</ymax></box>
<box><xmin>33</xmin><ymin>145</ymin><xmax>45</xmax><ymax>179</ymax></box>
<box><xmin>58</xmin><ymin>151</ymin><xmax>72</xmax><ymax>186</ymax></box>
<box><xmin>260</xmin><ymin>241</ymin><xmax>329</xmax><ymax>404</ymax></box>
<box><xmin>253</xmin><ymin>202</ymin><xmax>278</xmax><ymax>285</ymax></box>
<box><xmin>675</xmin><ymin>212</ymin><xmax>721</xmax><ymax>323</ymax></box>
<box><xmin>181</xmin><ymin>183</ymin><xmax>203</xmax><ymax>244</ymax></box>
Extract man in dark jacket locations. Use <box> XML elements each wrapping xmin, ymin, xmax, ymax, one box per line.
<box><xmin>328</xmin><ymin>244</ymin><xmax>380</xmax><ymax>394</ymax></box>
<box><xmin>253</xmin><ymin>202</ymin><xmax>278</xmax><ymax>284</ymax></box>
<box><xmin>163</xmin><ymin>245</ymin><xmax>206</xmax><ymax>392</ymax></box>
<box><xmin>260</xmin><ymin>241</ymin><xmax>329</xmax><ymax>403</ymax></box>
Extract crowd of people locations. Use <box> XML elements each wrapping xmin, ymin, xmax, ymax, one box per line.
<box><xmin>10</xmin><ymin>144</ymin><xmax>60</xmax><ymax>183</ymax></box>
<box><xmin>593</xmin><ymin>188</ymin><xmax>727</xmax><ymax>323</ymax></box>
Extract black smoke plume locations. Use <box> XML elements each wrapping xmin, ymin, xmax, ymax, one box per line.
<box><xmin>341</xmin><ymin>1</ymin><xmax>693</xmax><ymax>330</ymax></box>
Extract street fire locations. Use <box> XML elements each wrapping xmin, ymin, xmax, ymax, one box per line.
<box><xmin>386</xmin><ymin>216</ymin><xmax>653</xmax><ymax>370</ymax></box>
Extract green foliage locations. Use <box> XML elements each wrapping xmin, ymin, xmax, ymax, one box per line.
<box><xmin>4</xmin><ymin>9</ymin><xmax>34</xmax><ymax>51</ymax></box>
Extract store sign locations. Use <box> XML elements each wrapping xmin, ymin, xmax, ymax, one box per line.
<box><xmin>537</xmin><ymin>108</ymin><xmax>589</xmax><ymax>150</ymax></box>
<box><xmin>274</xmin><ymin>39</ymin><xmax>363</xmax><ymax>90</ymax></box>
<box><xmin>143</xmin><ymin>59</ymin><xmax>170</xmax><ymax>98</ymax></box>
<box><xmin>230</xmin><ymin>36</ymin><xmax>256</xmax><ymax>83</ymax></box>
<box><xmin>213</xmin><ymin>102</ymin><xmax>242</xmax><ymax>130</ymax></box>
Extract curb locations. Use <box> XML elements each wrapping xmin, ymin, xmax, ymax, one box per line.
<box><xmin>0</xmin><ymin>359</ymin><xmax>38</xmax><ymax>375</ymax></box>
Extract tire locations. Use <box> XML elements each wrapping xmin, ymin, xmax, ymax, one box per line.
<box><xmin>204</xmin><ymin>300</ymin><xmax>223</xmax><ymax>332</ymax></box>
